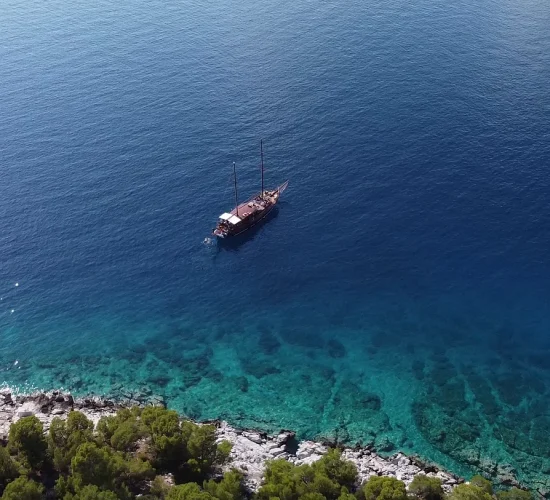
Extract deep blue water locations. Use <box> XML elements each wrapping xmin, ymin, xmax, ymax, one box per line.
<box><xmin>2</xmin><ymin>0</ymin><xmax>550</xmax><ymax>492</ymax></box>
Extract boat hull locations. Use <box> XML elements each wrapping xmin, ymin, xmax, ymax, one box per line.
<box><xmin>213</xmin><ymin>181</ymin><xmax>288</xmax><ymax>239</ymax></box>
<box><xmin>214</xmin><ymin>201</ymin><xmax>276</xmax><ymax>238</ymax></box>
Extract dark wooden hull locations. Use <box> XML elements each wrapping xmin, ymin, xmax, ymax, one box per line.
<box><xmin>213</xmin><ymin>181</ymin><xmax>288</xmax><ymax>238</ymax></box>
<box><xmin>225</xmin><ymin>202</ymin><xmax>276</xmax><ymax>237</ymax></box>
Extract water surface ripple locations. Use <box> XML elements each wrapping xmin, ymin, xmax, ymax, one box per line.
<box><xmin>1</xmin><ymin>0</ymin><xmax>550</xmax><ymax>492</ymax></box>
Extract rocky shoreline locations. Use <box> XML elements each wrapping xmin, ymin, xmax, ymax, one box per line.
<box><xmin>0</xmin><ymin>388</ymin><xmax>461</xmax><ymax>493</ymax></box>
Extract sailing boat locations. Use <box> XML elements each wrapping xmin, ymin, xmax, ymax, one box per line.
<box><xmin>212</xmin><ymin>141</ymin><xmax>289</xmax><ymax>238</ymax></box>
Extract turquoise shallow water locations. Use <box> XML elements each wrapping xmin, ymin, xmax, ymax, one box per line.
<box><xmin>2</xmin><ymin>0</ymin><xmax>550</xmax><ymax>493</ymax></box>
<box><xmin>4</xmin><ymin>286</ymin><xmax>550</xmax><ymax>490</ymax></box>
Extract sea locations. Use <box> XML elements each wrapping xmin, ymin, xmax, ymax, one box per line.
<box><xmin>1</xmin><ymin>0</ymin><xmax>550</xmax><ymax>491</ymax></box>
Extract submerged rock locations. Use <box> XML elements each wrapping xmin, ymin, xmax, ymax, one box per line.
<box><xmin>377</xmin><ymin>436</ymin><xmax>396</xmax><ymax>452</ymax></box>
<box><xmin>327</xmin><ymin>339</ymin><xmax>346</xmax><ymax>358</ymax></box>
<box><xmin>259</xmin><ymin>330</ymin><xmax>281</xmax><ymax>355</ymax></box>
<box><xmin>240</xmin><ymin>358</ymin><xmax>281</xmax><ymax>379</ymax></box>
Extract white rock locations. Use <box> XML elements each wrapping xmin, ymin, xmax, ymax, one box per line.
<box><xmin>295</xmin><ymin>441</ymin><xmax>327</xmax><ymax>461</ymax></box>
<box><xmin>17</xmin><ymin>402</ymin><xmax>38</xmax><ymax>417</ymax></box>
<box><xmin>396</xmin><ymin>453</ymin><xmax>411</xmax><ymax>467</ymax></box>
<box><xmin>270</xmin><ymin>446</ymin><xmax>287</xmax><ymax>457</ymax></box>
<box><xmin>242</xmin><ymin>431</ymin><xmax>264</xmax><ymax>445</ymax></box>
<box><xmin>266</xmin><ymin>441</ymin><xmax>283</xmax><ymax>451</ymax></box>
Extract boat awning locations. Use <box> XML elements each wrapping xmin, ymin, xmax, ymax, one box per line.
<box><xmin>228</xmin><ymin>215</ymin><xmax>242</xmax><ymax>225</ymax></box>
<box><xmin>219</xmin><ymin>213</ymin><xmax>233</xmax><ymax>221</ymax></box>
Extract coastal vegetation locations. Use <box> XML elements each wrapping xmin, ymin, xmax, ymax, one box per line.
<box><xmin>0</xmin><ymin>408</ymin><xmax>536</xmax><ymax>500</ymax></box>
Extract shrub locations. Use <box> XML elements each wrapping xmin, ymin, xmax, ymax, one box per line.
<box><xmin>470</xmin><ymin>475</ymin><xmax>493</xmax><ymax>495</ymax></box>
<box><xmin>0</xmin><ymin>445</ymin><xmax>20</xmax><ymax>485</ymax></box>
<box><xmin>307</xmin><ymin>472</ymin><xmax>341</xmax><ymax>498</ymax></box>
<box><xmin>217</xmin><ymin>440</ymin><xmax>233</xmax><ymax>465</ymax></box>
<box><xmin>49</xmin><ymin>417</ymin><xmax>70</xmax><ymax>471</ymax></box>
<box><xmin>64</xmin><ymin>484</ymin><xmax>119</xmax><ymax>500</ymax></box>
<box><xmin>185</xmin><ymin>423</ymin><xmax>232</xmax><ymax>480</ymax></box>
<box><xmin>68</xmin><ymin>410</ymin><xmax>95</xmax><ymax>433</ymax></box>
<box><xmin>203</xmin><ymin>470</ymin><xmax>245</xmax><ymax>500</ymax></box>
<box><xmin>124</xmin><ymin>455</ymin><xmax>156</xmax><ymax>492</ymax></box>
<box><xmin>97</xmin><ymin>408</ymin><xmax>143</xmax><ymax>452</ymax></box>
<box><xmin>166</xmin><ymin>482</ymin><xmax>215</xmax><ymax>500</ymax></box>
<box><xmin>257</xmin><ymin>459</ymin><xmax>300</xmax><ymax>500</ymax></box>
<box><xmin>1</xmin><ymin>476</ymin><xmax>44</xmax><ymax>500</ymax></box>
<box><xmin>301</xmin><ymin>494</ymin><xmax>327</xmax><ymax>500</ymax></box>
<box><xmin>8</xmin><ymin>416</ymin><xmax>48</xmax><ymax>471</ymax></box>
<box><xmin>70</xmin><ymin>442</ymin><xmax>125</xmax><ymax>492</ymax></box>
<box><xmin>496</xmin><ymin>488</ymin><xmax>533</xmax><ymax>500</ymax></box>
<box><xmin>361</xmin><ymin>476</ymin><xmax>408</xmax><ymax>500</ymax></box>
<box><xmin>312</xmin><ymin>448</ymin><xmax>357</xmax><ymax>490</ymax></box>
<box><xmin>447</xmin><ymin>483</ymin><xmax>493</xmax><ymax>500</ymax></box>
<box><xmin>258</xmin><ymin>457</ymin><xmax>353</xmax><ymax>500</ymax></box>
<box><xmin>97</xmin><ymin>415</ymin><xmax>121</xmax><ymax>444</ymax></box>
<box><xmin>142</xmin><ymin>407</ymin><xmax>186</xmax><ymax>469</ymax></box>
<box><xmin>338</xmin><ymin>493</ymin><xmax>357</xmax><ymax>500</ymax></box>
<box><xmin>111</xmin><ymin>419</ymin><xmax>143</xmax><ymax>451</ymax></box>
<box><xmin>150</xmin><ymin>475</ymin><xmax>173</xmax><ymax>498</ymax></box>
<box><xmin>49</xmin><ymin>412</ymin><xmax>95</xmax><ymax>472</ymax></box>
<box><xmin>408</xmin><ymin>474</ymin><xmax>444</xmax><ymax>500</ymax></box>
<box><xmin>142</xmin><ymin>407</ymin><xmax>181</xmax><ymax>435</ymax></box>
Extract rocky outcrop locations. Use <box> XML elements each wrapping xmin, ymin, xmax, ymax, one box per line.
<box><xmin>0</xmin><ymin>388</ymin><xmax>460</xmax><ymax>493</ymax></box>
<box><xmin>0</xmin><ymin>387</ymin><xmax>120</xmax><ymax>437</ymax></box>
<box><xmin>215</xmin><ymin>423</ymin><xmax>460</xmax><ymax>492</ymax></box>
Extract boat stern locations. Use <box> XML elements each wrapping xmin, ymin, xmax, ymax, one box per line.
<box><xmin>213</xmin><ymin>226</ymin><xmax>227</xmax><ymax>238</ymax></box>
<box><xmin>213</xmin><ymin>212</ymin><xmax>243</xmax><ymax>238</ymax></box>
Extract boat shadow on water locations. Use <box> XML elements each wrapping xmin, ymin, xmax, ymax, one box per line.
<box><xmin>215</xmin><ymin>206</ymin><xmax>280</xmax><ymax>252</ymax></box>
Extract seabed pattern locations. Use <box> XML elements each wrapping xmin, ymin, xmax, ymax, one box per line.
<box><xmin>2</xmin><ymin>293</ymin><xmax>550</xmax><ymax>493</ymax></box>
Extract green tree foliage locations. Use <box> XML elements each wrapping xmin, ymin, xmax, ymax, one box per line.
<box><xmin>71</xmin><ymin>442</ymin><xmax>123</xmax><ymax>490</ymax></box>
<box><xmin>111</xmin><ymin>419</ymin><xmax>143</xmax><ymax>452</ymax></box>
<box><xmin>61</xmin><ymin>440</ymin><xmax>154</xmax><ymax>498</ymax></box>
<box><xmin>312</xmin><ymin>449</ymin><xmax>357</xmax><ymax>490</ymax></box>
<box><xmin>124</xmin><ymin>454</ymin><xmax>156</xmax><ymax>491</ymax></box>
<box><xmin>142</xmin><ymin>407</ymin><xmax>186</xmax><ymax>468</ymax></box>
<box><xmin>166</xmin><ymin>482</ymin><xmax>216</xmax><ymax>500</ymax></box>
<box><xmin>49</xmin><ymin>417</ymin><xmax>70</xmax><ymax>470</ymax></box>
<box><xmin>360</xmin><ymin>476</ymin><xmax>407</xmax><ymax>500</ymax></box>
<box><xmin>1</xmin><ymin>475</ymin><xmax>44</xmax><ymax>500</ymax></box>
<box><xmin>496</xmin><ymin>488</ymin><xmax>533</xmax><ymax>500</ymax></box>
<box><xmin>68</xmin><ymin>411</ymin><xmax>95</xmax><ymax>434</ymax></box>
<box><xmin>408</xmin><ymin>474</ymin><xmax>444</xmax><ymax>500</ymax></box>
<box><xmin>257</xmin><ymin>452</ymin><xmax>357</xmax><ymax>500</ymax></box>
<box><xmin>447</xmin><ymin>483</ymin><xmax>493</xmax><ymax>500</ymax></box>
<box><xmin>8</xmin><ymin>415</ymin><xmax>48</xmax><ymax>471</ymax></box>
<box><xmin>140</xmin><ymin>408</ymin><xmax>232</xmax><ymax>481</ymax></box>
<box><xmin>185</xmin><ymin>423</ymin><xmax>217</xmax><ymax>479</ymax></box>
<box><xmin>216</xmin><ymin>440</ymin><xmax>233</xmax><ymax>465</ymax></box>
<box><xmin>204</xmin><ymin>470</ymin><xmax>245</xmax><ymax>500</ymax></box>
<box><xmin>469</xmin><ymin>476</ymin><xmax>493</xmax><ymax>495</ymax></box>
<box><xmin>49</xmin><ymin>411</ymin><xmax>95</xmax><ymax>472</ymax></box>
<box><xmin>257</xmin><ymin>459</ymin><xmax>297</xmax><ymax>500</ymax></box>
<box><xmin>150</xmin><ymin>475</ymin><xmax>173</xmax><ymax>498</ymax></box>
<box><xmin>301</xmin><ymin>493</ymin><xmax>327</xmax><ymax>500</ymax></box>
<box><xmin>338</xmin><ymin>493</ymin><xmax>357</xmax><ymax>500</ymax></box>
<box><xmin>0</xmin><ymin>445</ymin><xmax>20</xmax><ymax>486</ymax></box>
<box><xmin>63</xmin><ymin>484</ymin><xmax>120</xmax><ymax>500</ymax></box>
<box><xmin>184</xmin><ymin>423</ymin><xmax>232</xmax><ymax>480</ymax></box>
<box><xmin>97</xmin><ymin>408</ymin><xmax>143</xmax><ymax>452</ymax></box>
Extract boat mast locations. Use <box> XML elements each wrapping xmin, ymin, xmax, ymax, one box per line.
<box><xmin>260</xmin><ymin>139</ymin><xmax>265</xmax><ymax>196</ymax></box>
<box><xmin>233</xmin><ymin>162</ymin><xmax>239</xmax><ymax>216</ymax></box>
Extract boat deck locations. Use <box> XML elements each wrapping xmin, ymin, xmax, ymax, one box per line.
<box><xmin>230</xmin><ymin>194</ymin><xmax>271</xmax><ymax>220</ymax></box>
